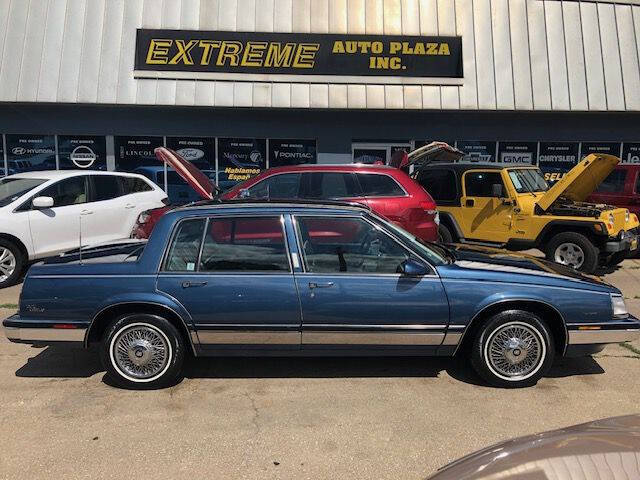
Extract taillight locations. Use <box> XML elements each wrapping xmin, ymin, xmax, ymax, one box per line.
<box><xmin>161</xmin><ymin>197</ymin><xmax>170</xmax><ymax>206</ymax></box>
<box><xmin>137</xmin><ymin>211</ymin><xmax>151</xmax><ymax>224</ymax></box>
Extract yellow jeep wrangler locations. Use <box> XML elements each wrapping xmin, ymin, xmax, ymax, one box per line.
<box><xmin>413</xmin><ymin>153</ymin><xmax>640</xmax><ymax>273</ymax></box>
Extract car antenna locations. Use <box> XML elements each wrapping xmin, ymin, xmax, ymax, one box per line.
<box><xmin>78</xmin><ymin>215</ymin><xmax>83</xmax><ymax>265</ymax></box>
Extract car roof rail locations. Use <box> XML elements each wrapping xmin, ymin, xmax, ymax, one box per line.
<box><xmin>178</xmin><ymin>198</ymin><xmax>372</xmax><ymax>211</ymax></box>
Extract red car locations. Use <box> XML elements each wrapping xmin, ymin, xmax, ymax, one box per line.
<box><xmin>587</xmin><ymin>163</ymin><xmax>640</xmax><ymax>218</ymax></box>
<box><xmin>133</xmin><ymin>147</ymin><xmax>440</xmax><ymax>241</ymax></box>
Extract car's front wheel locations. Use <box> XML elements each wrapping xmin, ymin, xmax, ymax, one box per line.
<box><xmin>471</xmin><ymin>310</ymin><xmax>555</xmax><ymax>388</ymax></box>
<box><xmin>0</xmin><ymin>239</ymin><xmax>24</xmax><ymax>288</ymax></box>
<box><xmin>545</xmin><ymin>232</ymin><xmax>599</xmax><ymax>273</ymax></box>
<box><xmin>100</xmin><ymin>314</ymin><xmax>185</xmax><ymax>389</ymax></box>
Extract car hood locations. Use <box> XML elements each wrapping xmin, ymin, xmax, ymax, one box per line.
<box><xmin>154</xmin><ymin>147</ymin><xmax>215</xmax><ymax>200</ymax></box>
<box><xmin>441</xmin><ymin>243</ymin><xmax>611</xmax><ymax>288</ymax></box>
<box><xmin>427</xmin><ymin>415</ymin><xmax>640</xmax><ymax>480</ymax></box>
<box><xmin>536</xmin><ymin>153</ymin><xmax>619</xmax><ymax>211</ymax></box>
<box><xmin>391</xmin><ymin>141</ymin><xmax>465</xmax><ymax>169</ymax></box>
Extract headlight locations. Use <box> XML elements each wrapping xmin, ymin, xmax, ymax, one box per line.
<box><xmin>625</xmin><ymin>209</ymin><xmax>630</xmax><ymax>222</ymax></box>
<box><xmin>608</xmin><ymin>213</ymin><xmax>615</xmax><ymax>225</ymax></box>
<box><xmin>611</xmin><ymin>294</ymin><xmax>628</xmax><ymax>318</ymax></box>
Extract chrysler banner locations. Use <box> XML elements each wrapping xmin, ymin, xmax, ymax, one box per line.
<box><xmin>134</xmin><ymin>29</ymin><xmax>463</xmax><ymax>85</ymax></box>
<box><xmin>538</xmin><ymin>142</ymin><xmax>579</xmax><ymax>184</ymax></box>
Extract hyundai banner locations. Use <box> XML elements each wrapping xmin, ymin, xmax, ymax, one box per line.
<box><xmin>134</xmin><ymin>29</ymin><xmax>463</xmax><ymax>85</ymax></box>
<box><xmin>58</xmin><ymin>136</ymin><xmax>107</xmax><ymax>170</ymax></box>
<box><xmin>6</xmin><ymin>134</ymin><xmax>56</xmax><ymax>173</ymax></box>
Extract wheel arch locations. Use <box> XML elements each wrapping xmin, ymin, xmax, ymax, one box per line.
<box><xmin>85</xmin><ymin>302</ymin><xmax>196</xmax><ymax>355</ymax></box>
<box><xmin>455</xmin><ymin>299</ymin><xmax>567</xmax><ymax>357</ymax></box>
<box><xmin>438</xmin><ymin>211</ymin><xmax>464</xmax><ymax>241</ymax></box>
<box><xmin>0</xmin><ymin>233</ymin><xmax>29</xmax><ymax>261</ymax></box>
<box><xmin>535</xmin><ymin>220</ymin><xmax>604</xmax><ymax>248</ymax></box>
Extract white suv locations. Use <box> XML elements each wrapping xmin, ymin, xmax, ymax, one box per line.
<box><xmin>0</xmin><ymin>170</ymin><xmax>167</xmax><ymax>287</ymax></box>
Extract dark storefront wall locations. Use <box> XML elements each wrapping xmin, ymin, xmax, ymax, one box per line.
<box><xmin>1</xmin><ymin>105</ymin><xmax>640</xmax><ymax>189</ymax></box>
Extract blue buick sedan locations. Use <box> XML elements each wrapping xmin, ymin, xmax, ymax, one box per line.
<box><xmin>3</xmin><ymin>201</ymin><xmax>639</xmax><ymax>389</ymax></box>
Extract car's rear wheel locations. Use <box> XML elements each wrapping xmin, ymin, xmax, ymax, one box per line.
<box><xmin>0</xmin><ymin>239</ymin><xmax>24</xmax><ymax>288</ymax></box>
<box><xmin>100</xmin><ymin>314</ymin><xmax>185</xmax><ymax>389</ymax></box>
<box><xmin>471</xmin><ymin>310</ymin><xmax>554</xmax><ymax>388</ymax></box>
<box><xmin>438</xmin><ymin>224</ymin><xmax>453</xmax><ymax>243</ymax></box>
<box><xmin>545</xmin><ymin>232</ymin><xmax>599</xmax><ymax>273</ymax></box>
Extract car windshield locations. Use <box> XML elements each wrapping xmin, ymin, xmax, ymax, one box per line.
<box><xmin>0</xmin><ymin>177</ymin><xmax>47</xmax><ymax>207</ymax></box>
<box><xmin>508</xmin><ymin>169</ymin><xmax>549</xmax><ymax>194</ymax></box>
<box><xmin>372</xmin><ymin>214</ymin><xmax>449</xmax><ymax>265</ymax></box>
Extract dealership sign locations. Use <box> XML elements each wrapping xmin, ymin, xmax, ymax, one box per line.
<box><xmin>134</xmin><ymin>29</ymin><xmax>463</xmax><ymax>85</ymax></box>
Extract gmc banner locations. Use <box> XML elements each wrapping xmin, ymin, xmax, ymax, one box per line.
<box><xmin>134</xmin><ymin>29</ymin><xmax>463</xmax><ymax>85</ymax></box>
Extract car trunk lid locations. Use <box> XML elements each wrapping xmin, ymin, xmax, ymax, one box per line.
<box><xmin>391</xmin><ymin>141</ymin><xmax>465</xmax><ymax>169</ymax></box>
<box><xmin>154</xmin><ymin>147</ymin><xmax>215</xmax><ymax>200</ymax></box>
<box><xmin>536</xmin><ymin>153</ymin><xmax>620</xmax><ymax>212</ymax></box>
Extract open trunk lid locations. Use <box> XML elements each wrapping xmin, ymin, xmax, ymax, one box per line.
<box><xmin>154</xmin><ymin>147</ymin><xmax>216</xmax><ymax>200</ymax></box>
<box><xmin>535</xmin><ymin>153</ymin><xmax>620</xmax><ymax>212</ymax></box>
<box><xmin>390</xmin><ymin>141</ymin><xmax>465</xmax><ymax>169</ymax></box>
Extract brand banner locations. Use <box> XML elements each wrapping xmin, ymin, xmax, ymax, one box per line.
<box><xmin>218</xmin><ymin>138</ymin><xmax>266</xmax><ymax>185</ymax></box>
<box><xmin>134</xmin><ymin>29</ymin><xmax>463</xmax><ymax>85</ymax></box>
<box><xmin>6</xmin><ymin>134</ymin><xmax>56</xmax><ymax>173</ymax></box>
<box><xmin>457</xmin><ymin>141</ymin><xmax>497</xmax><ymax>162</ymax></box>
<box><xmin>58</xmin><ymin>136</ymin><xmax>107</xmax><ymax>170</ymax></box>
<box><xmin>269</xmin><ymin>139</ymin><xmax>317</xmax><ymax>167</ymax></box>
<box><xmin>538</xmin><ymin>142</ymin><xmax>579</xmax><ymax>184</ymax></box>
<box><xmin>622</xmin><ymin>143</ymin><xmax>640</xmax><ymax>164</ymax></box>
<box><xmin>580</xmin><ymin>142</ymin><xmax>621</xmax><ymax>160</ymax></box>
<box><xmin>115</xmin><ymin>136</ymin><xmax>164</xmax><ymax>172</ymax></box>
<box><xmin>498</xmin><ymin>142</ymin><xmax>537</xmax><ymax>165</ymax></box>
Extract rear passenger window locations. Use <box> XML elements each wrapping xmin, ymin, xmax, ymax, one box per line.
<box><xmin>302</xmin><ymin>172</ymin><xmax>359</xmax><ymax>199</ymax></box>
<box><xmin>416</xmin><ymin>169</ymin><xmax>457</xmax><ymax>202</ymax></box>
<box><xmin>121</xmin><ymin>177</ymin><xmax>153</xmax><ymax>194</ymax></box>
<box><xmin>596</xmin><ymin>170</ymin><xmax>627</xmax><ymax>193</ymax></box>
<box><xmin>357</xmin><ymin>173</ymin><xmax>405</xmax><ymax>197</ymax></box>
<box><xmin>164</xmin><ymin>219</ymin><xmax>206</xmax><ymax>272</ymax></box>
<box><xmin>247</xmin><ymin>173</ymin><xmax>301</xmax><ymax>199</ymax></box>
<box><xmin>91</xmin><ymin>176</ymin><xmax>122</xmax><ymax>201</ymax></box>
<box><xmin>199</xmin><ymin>217</ymin><xmax>290</xmax><ymax>272</ymax></box>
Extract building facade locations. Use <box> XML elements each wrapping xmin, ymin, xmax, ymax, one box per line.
<box><xmin>1</xmin><ymin>0</ymin><xmax>640</xmax><ymax>194</ymax></box>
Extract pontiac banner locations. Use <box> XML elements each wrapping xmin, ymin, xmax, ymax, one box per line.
<box><xmin>134</xmin><ymin>29</ymin><xmax>463</xmax><ymax>85</ymax></box>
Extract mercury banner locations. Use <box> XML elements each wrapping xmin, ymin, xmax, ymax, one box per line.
<box><xmin>134</xmin><ymin>29</ymin><xmax>463</xmax><ymax>85</ymax></box>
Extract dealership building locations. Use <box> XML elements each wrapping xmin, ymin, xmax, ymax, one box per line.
<box><xmin>1</xmin><ymin>0</ymin><xmax>640</xmax><ymax>194</ymax></box>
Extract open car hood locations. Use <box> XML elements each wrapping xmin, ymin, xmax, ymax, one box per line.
<box><xmin>154</xmin><ymin>147</ymin><xmax>215</xmax><ymax>200</ymax></box>
<box><xmin>390</xmin><ymin>141</ymin><xmax>465</xmax><ymax>169</ymax></box>
<box><xmin>536</xmin><ymin>153</ymin><xmax>619</xmax><ymax>212</ymax></box>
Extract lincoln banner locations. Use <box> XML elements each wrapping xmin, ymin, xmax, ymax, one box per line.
<box><xmin>134</xmin><ymin>29</ymin><xmax>463</xmax><ymax>85</ymax></box>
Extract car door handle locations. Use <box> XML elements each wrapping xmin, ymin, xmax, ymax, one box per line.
<box><xmin>465</xmin><ymin>199</ymin><xmax>475</xmax><ymax>207</ymax></box>
<box><xmin>124</xmin><ymin>204</ymin><xmax>136</xmax><ymax>209</ymax></box>
<box><xmin>80</xmin><ymin>209</ymin><xmax>94</xmax><ymax>215</ymax></box>
<box><xmin>309</xmin><ymin>282</ymin><xmax>334</xmax><ymax>289</ymax></box>
<box><xmin>182</xmin><ymin>281</ymin><xmax>208</xmax><ymax>288</ymax></box>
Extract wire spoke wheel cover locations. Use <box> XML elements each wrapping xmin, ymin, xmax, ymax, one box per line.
<box><xmin>0</xmin><ymin>247</ymin><xmax>16</xmax><ymax>282</ymax></box>
<box><xmin>109</xmin><ymin>323</ymin><xmax>172</xmax><ymax>382</ymax></box>
<box><xmin>554</xmin><ymin>242</ymin><xmax>585</xmax><ymax>269</ymax></box>
<box><xmin>484</xmin><ymin>321</ymin><xmax>546</xmax><ymax>382</ymax></box>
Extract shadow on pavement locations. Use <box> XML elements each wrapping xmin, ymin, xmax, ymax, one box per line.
<box><xmin>14</xmin><ymin>346</ymin><xmax>605</xmax><ymax>386</ymax></box>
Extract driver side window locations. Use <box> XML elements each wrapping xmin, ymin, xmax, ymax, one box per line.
<box><xmin>36</xmin><ymin>176</ymin><xmax>88</xmax><ymax>208</ymax></box>
<box><xmin>296</xmin><ymin>216</ymin><xmax>410</xmax><ymax>274</ymax></box>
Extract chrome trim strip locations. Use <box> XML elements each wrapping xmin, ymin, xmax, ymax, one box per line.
<box><xmin>447</xmin><ymin>325</ymin><xmax>466</xmax><ymax>330</ymax></box>
<box><xmin>302</xmin><ymin>332</ymin><xmax>445</xmax><ymax>345</ymax></box>
<box><xmin>197</xmin><ymin>331</ymin><xmax>301</xmax><ymax>345</ymax></box>
<box><xmin>442</xmin><ymin>332</ymin><xmax>462</xmax><ymax>346</ymax></box>
<box><xmin>441</xmin><ymin>278</ymin><xmax>611</xmax><ymax>295</ymax></box>
<box><xmin>304</xmin><ymin>324</ymin><xmax>447</xmax><ymax>330</ymax></box>
<box><xmin>29</xmin><ymin>275</ymin><xmax>157</xmax><ymax>279</ymax></box>
<box><xmin>4</xmin><ymin>326</ymin><xmax>86</xmax><ymax>342</ymax></box>
<box><xmin>568</xmin><ymin>329</ymin><xmax>640</xmax><ymax>345</ymax></box>
<box><xmin>566</xmin><ymin>321</ymin><xmax>638</xmax><ymax>328</ymax></box>
<box><xmin>196</xmin><ymin>323</ymin><xmax>297</xmax><ymax>329</ymax></box>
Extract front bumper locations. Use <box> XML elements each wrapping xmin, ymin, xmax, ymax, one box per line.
<box><xmin>604</xmin><ymin>231</ymin><xmax>639</xmax><ymax>253</ymax></box>
<box><xmin>3</xmin><ymin>315</ymin><xmax>87</xmax><ymax>344</ymax></box>
<box><xmin>566</xmin><ymin>316</ymin><xmax>640</xmax><ymax>345</ymax></box>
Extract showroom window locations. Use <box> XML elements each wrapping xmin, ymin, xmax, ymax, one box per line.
<box><xmin>114</xmin><ymin>136</ymin><xmax>164</xmax><ymax>173</ymax></box>
<box><xmin>5</xmin><ymin>134</ymin><xmax>56</xmax><ymax>173</ymax></box>
<box><xmin>296</xmin><ymin>216</ymin><xmax>410</xmax><ymax>274</ymax></box>
<box><xmin>58</xmin><ymin>136</ymin><xmax>107</xmax><ymax>170</ymax></box>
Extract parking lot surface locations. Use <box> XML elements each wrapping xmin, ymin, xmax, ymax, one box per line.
<box><xmin>1</xmin><ymin>257</ymin><xmax>639</xmax><ymax>480</ymax></box>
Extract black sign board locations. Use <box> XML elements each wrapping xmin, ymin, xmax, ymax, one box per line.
<box><xmin>165</xmin><ymin>137</ymin><xmax>215</xmax><ymax>170</ymax></box>
<box><xmin>580</xmin><ymin>142</ymin><xmax>621</xmax><ymax>160</ymax></box>
<box><xmin>134</xmin><ymin>29</ymin><xmax>463</xmax><ymax>84</ymax></box>
<box><xmin>457</xmin><ymin>141</ymin><xmax>497</xmax><ymax>162</ymax></box>
<box><xmin>497</xmin><ymin>142</ymin><xmax>537</xmax><ymax>165</ymax></box>
<box><xmin>621</xmin><ymin>143</ymin><xmax>640</xmax><ymax>164</ymax></box>
<box><xmin>115</xmin><ymin>136</ymin><xmax>164</xmax><ymax>172</ymax></box>
<box><xmin>58</xmin><ymin>136</ymin><xmax>107</xmax><ymax>170</ymax></box>
<box><xmin>6</xmin><ymin>134</ymin><xmax>56</xmax><ymax>173</ymax></box>
<box><xmin>218</xmin><ymin>138</ymin><xmax>266</xmax><ymax>186</ymax></box>
<box><xmin>0</xmin><ymin>135</ymin><xmax>5</xmax><ymax>177</ymax></box>
<box><xmin>353</xmin><ymin>149</ymin><xmax>387</xmax><ymax>164</ymax></box>
<box><xmin>269</xmin><ymin>139</ymin><xmax>317</xmax><ymax>167</ymax></box>
<box><xmin>538</xmin><ymin>142</ymin><xmax>579</xmax><ymax>184</ymax></box>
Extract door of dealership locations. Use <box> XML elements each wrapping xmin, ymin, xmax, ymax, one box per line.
<box><xmin>352</xmin><ymin>142</ymin><xmax>413</xmax><ymax>165</ymax></box>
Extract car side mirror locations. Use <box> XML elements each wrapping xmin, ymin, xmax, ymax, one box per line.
<box><xmin>396</xmin><ymin>259</ymin><xmax>429</xmax><ymax>277</ymax></box>
<box><xmin>238</xmin><ymin>189</ymin><xmax>250</xmax><ymax>199</ymax></box>
<box><xmin>491</xmin><ymin>183</ymin><xmax>504</xmax><ymax>198</ymax></box>
<box><xmin>32</xmin><ymin>196</ymin><xmax>54</xmax><ymax>209</ymax></box>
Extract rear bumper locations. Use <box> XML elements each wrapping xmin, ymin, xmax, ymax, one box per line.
<box><xmin>3</xmin><ymin>315</ymin><xmax>87</xmax><ymax>344</ymax></box>
<box><xmin>604</xmin><ymin>231</ymin><xmax>638</xmax><ymax>253</ymax></box>
<box><xmin>566</xmin><ymin>316</ymin><xmax>640</xmax><ymax>346</ymax></box>
<box><xmin>409</xmin><ymin>221</ymin><xmax>439</xmax><ymax>242</ymax></box>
